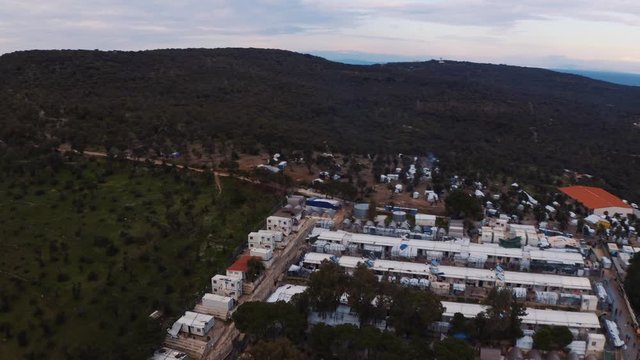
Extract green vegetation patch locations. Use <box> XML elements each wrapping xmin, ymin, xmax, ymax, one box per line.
<box><xmin>0</xmin><ymin>155</ymin><xmax>278</xmax><ymax>359</ymax></box>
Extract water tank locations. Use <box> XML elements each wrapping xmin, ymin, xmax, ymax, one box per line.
<box><xmin>353</xmin><ymin>203</ymin><xmax>370</xmax><ymax>220</ymax></box>
<box><xmin>392</xmin><ymin>210</ymin><xmax>406</xmax><ymax>223</ymax></box>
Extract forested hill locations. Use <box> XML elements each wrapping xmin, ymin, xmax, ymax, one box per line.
<box><xmin>1</xmin><ymin>48</ymin><xmax>640</xmax><ymax>197</ymax></box>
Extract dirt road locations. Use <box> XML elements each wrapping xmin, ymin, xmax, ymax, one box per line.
<box><xmin>204</xmin><ymin>218</ymin><xmax>316</xmax><ymax>360</ymax></box>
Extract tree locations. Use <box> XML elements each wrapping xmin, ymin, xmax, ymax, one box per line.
<box><xmin>388</xmin><ymin>287</ymin><xmax>443</xmax><ymax>338</ymax></box>
<box><xmin>368</xmin><ymin>200</ymin><xmax>377</xmax><ymax>220</ymax></box>
<box><xmin>449</xmin><ymin>312</ymin><xmax>468</xmax><ymax>335</ymax></box>
<box><xmin>445</xmin><ymin>190</ymin><xmax>483</xmax><ymax>220</ymax></box>
<box><xmin>247</xmin><ymin>337</ymin><xmax>307</xmax><ymax>360</ymax></box>
<box><xmin>346</xmin><ymin>263</ymin><xmax>380</xmax><ymax>326</ymax></box>
<box><xmin>232</xmin><ymin>301</ymin><xmax>306</xmax><ymax>342</ymax></box>
<box><xmin>533</xmin><ymin>326</ymin><xmax>573</xmax><ymax>351</ymax></box>
<box><xmin>246</xmin><ymin>257</ymin><xmax>265</xmax><ymax>282</ymax></box>
<box><xmin>481</xmin><ymin>287</ymin><xmax>527</xmax><ymax>344</ymax></box>
<box><xmin>309</xmin><ymin>323</ymin><xmax>410</xmax><ymax>360</ymax></box>
<box><xmin>625</xmin><ymin>254</ymin><xmax>640</xmax><ymax>315</ymax></box>
<box><xmin>306</xmin><ymin>260</ymin><xmax>349</xmax><ymax>315</ymax></box>
<box><xmin>434</xmin><ymin>337</ymin><xmax>474</xmax><ymax>360</ymax></box>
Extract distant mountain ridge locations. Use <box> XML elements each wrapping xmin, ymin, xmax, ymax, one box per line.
<box><xmin>1</xmin><ymin>48</ymin><xmax>639</xmax><ymax>197</ymax></box>
<box><xmin>553</xmin><ymin>69</ymin><xmax>640</xmax><ymax>87</ymax></box>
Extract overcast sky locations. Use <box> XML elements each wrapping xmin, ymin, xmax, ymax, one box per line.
<box><xmin>1</xmin><ymin>0</ymin><xmax>639</xmax><ymax>72</ymax></box>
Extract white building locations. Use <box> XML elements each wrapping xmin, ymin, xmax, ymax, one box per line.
<box><xmin>560</xmin><ymin>186</ymin><xmax>633</xmax><ymax>217</ymax></box>
<box><xmin>302</xmin><ymin>253</ymin><xmax>592</xmax><ymax>295</ymax></box>
<box><xmin>258</xmin><ymin>229</ymin><xmax>283</xmax><ymax>242</ymax></box>
<box><xmin>211</xmin><ymin>274</ymin><xmax>243</xmax><ymax>300</ymax></box>
<box><xmin>586</xmin><ymin>333</ymin><xmax>606</xmax><ymax>354</ymax></box>
<box><xmin>481</xmin><ymin>221</ymin><xmax>541</xmax><ymax>246</ymax></box>
<box><xmin>415</xmin><ymin>214</ymin><xmax>436</xmax><ymax>227</ymax></box>
<box><xmin>441</xmin><ymin>301</ymin><xmax>600</xmax><ymax>334</ymax></box>
<box><xmin>267</xmin><ymin>284</ymin><xmax>308</xmax><ymax>303</ymax></box>
<box><xmin>267</xmin><ymin>209</ymin><xmax>300</xmax><ymax>236</ymax></box>
<box><xmin>316</xmin><ymin>231</ymin><xmax>584</xmax><ymax>269</ymax></box>
<box><xmin>247</xmin><ymin>231</ymin><xmax>276</xmax><ymax>250</ymax></box>
<box><xmin>167</xmin><ymin>311</ymin><xmax>215</xmax><ymax>338</ymax></box>
<box><xmin>250</xmin><ymin>247</ymin><xmax>273</xmax><ymax>261</ymax></box>
<box><xmin>197</xmin><ymin>293</ymin><xmax>235</xmax><ymax>320</ymax></box>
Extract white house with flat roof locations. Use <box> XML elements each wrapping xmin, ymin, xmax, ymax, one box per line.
<box><xmin>167</xmin><ymin>311</ymin><xmax>215</xmax><ymax>338</ymax></box>
<box><xmin>267</xmin><ymin>209</ymin><xmax>298</xmax><ymax>236</ymax></box>
<box><xmin>211</xmin><ymin>275</ymin><xmax>242</xmax><ymax>300</ymax></box>
<box><xmin>248</xmin><ymin>231</ymin><xmax>276</xmax><ymax>250</ymax></box>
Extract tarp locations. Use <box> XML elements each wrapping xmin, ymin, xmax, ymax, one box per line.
<box><xmin>500</xmin><ymin>236</ymin><xmax>522</xmax><ymax>248</ymax></box>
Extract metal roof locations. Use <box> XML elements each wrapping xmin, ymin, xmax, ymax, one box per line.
<box><xmin>303</xmin><ymin>253</ymin><xmax>591</xmax><ymax>290</ymax></box>
<box><xmin>559</xmin><ymin>186</ymin><xmax>630</xmax><ymax>210</ymax></box>
<box><xmin>441</xmin><ymin>301</ymin><xmax>600</xmax><ymax>329</ymax></box>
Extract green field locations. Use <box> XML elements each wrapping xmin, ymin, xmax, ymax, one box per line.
<box><xmin>0</xmin><ymin>155</ymin><xmax>279</xmax><ymax>359</ymax></box>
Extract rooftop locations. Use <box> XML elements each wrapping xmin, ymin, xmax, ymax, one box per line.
<box><xmin>202</xmin><ymin>293</ymin><xmax>233</xmax><ymax>303</ymax></box>
<box><xmin>227</xmin><ymin>255</ymin><xmax>261</xmax><ymax>272</ymax></box>
<box><xmin>559</xmin><ymin>186</ymin><xmax>630</xmax><ymax>210</ymax></box>
<box><xmin>441</xmin><ymin>301</ymin><xmax>600</xmax><ymax>329</ymax></box>
<box><xmin>317</xmin><ymin>231</ymin><xmax>584</xmax><ymax>265</ymax></box>
<box><xmin>272</xmin><ymin>207</ymin><xmax>302</xmax><ymax>218</ymax></box>
<box><xmin>176</xmin><ymin>311</ymin><xmax>214</xmax><ymax>329</ymax></box>
<box><xmin>267</xmin><ymin>284</ymin><xmax>309</xmax><ymax>303</ymax></box>
<box><xmin>303</xmin><ymin>253</ymin><xmax>591</xmax><ymax>290</ymax></box>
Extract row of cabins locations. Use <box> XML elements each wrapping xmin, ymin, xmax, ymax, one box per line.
<box><xmin>159</xmin><ymin>197</ymin><xmax>306</xmax><ymax>359</ymax></box>
<box><xmin>302</xmin><ymin>253</ymin><xmax>598</xmax><ymax>311</ymax></box>
<box><xmin>481</xmin><ymin>219</ymin><xmax>542</xmax><ymax>246</ymax></box>
<box><xmin>440</xmin><ymin>301</ymin><xmax>605</xmax><ymax>353</ymax></box>
<box><xmin>315</xmin><ymin>231</ymin><xmax>585</xmax><ymax>274</ymax></box>
<box><xmin>266</xmin><ymin>283</ymin><xmax>605</xmax><ymax>354</ymax></box>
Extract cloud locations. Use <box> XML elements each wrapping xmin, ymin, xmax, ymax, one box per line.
<box><xmin>0</xmin><ymin>1</ymin><xmax>638</xmax><ymax>73</ymax></box>
<box><xmin>312</xmin><ymin>0</ymin><xmax>640</xmax><ymax>27</ymax></box>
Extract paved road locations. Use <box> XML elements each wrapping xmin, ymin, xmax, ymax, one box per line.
<box><xmin>602</xmin><ymin>268</ymin><xmax>639</xmax><ymax>360</ymax></box>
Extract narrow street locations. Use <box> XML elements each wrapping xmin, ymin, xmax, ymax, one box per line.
<box><xmin>602</xmin><ymin>268</ymin><xmax>639</xmax><ymax>360</ymax></box>
<box><xmin>204</xmin><ymin>218</ymin><xmax>316</xmax><ymax>359</ymax></box>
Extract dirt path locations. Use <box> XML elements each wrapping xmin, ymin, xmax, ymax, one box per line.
<box><xmin>214</xmin><ymin>172</ymin><xmax>222</xmax><ymax>194</ymax></box>
<box><xmin>60</xmin><ymin>148</ymin><xmax>263</xmax><ymax>191</ymax></box>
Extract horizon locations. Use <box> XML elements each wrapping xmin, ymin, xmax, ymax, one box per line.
<box><xmin>1</xmin><ymin>1</ymin><xmax>639</xmax><ymax>73</ymax></box>
<box><xmin>3</xmin><ymin>46</ymin><xmax>640</xmax><ymax>86</ymax></box>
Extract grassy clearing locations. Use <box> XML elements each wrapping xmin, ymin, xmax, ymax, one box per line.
<box><xmin>0</xmin><ymin>155</ymin><xmax>279</xmax><ymax>359</ymax></box>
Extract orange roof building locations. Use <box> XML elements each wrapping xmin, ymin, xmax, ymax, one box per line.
<box><xmin>226</xmin><ymin>255</ymin><xmax>261</xmax><ymax>279</ymax></box>
<box><xmin>559</xmin><ymin>186</ymin><xmax>631</xmax><ymax>216</ymax></box>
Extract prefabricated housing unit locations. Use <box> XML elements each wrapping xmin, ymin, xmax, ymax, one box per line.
<box><xmin>211</xmin><ymin>274</ymin><xmax>243</xmax><ymax>300</ymax></box>
<box><xmin>259</xmin><ymin>229</ymin><xmax>284</xmax><ymax>242</ymax></box>
<box><xmin>247</xmin><ymin>231</ymin><xmax>276</xmax><ymax>249</ymax></box>
<box><xmin>174</xmin><ymin>311</ymin><xmax>215</xmax><ymax>337</ymax></box>
<box><xmin>250</xmin><ymin>247</ymin><xmax>273</xmax><ymax>261</ymax></box>
<box><xmin>202</xmin><ymin>293</ymin><xmax>234</xmax><ymax>312</ymax></box>
<box><xmin>302</xmin><ymin>253</ymin><xmax>593</xmax><ymax>297</ymax></box>
<box><xmin>266</xmin><ymin>211</ymin><xmax>295</xmax><ymax>236</ymax></box>
<box><xmin>415</xmin><ymin>214</ymin><xmax>437</xmax><ymax>227</ymax></box>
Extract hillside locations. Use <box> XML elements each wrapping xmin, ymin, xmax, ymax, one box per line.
<box><xmin>1</xmin><ymin>48</ymin><xmax>640</xmax><ymax>198</ymax></box>
<box><xmin>0</xmin><ymin>155</ymin><xmax>279</xmax><ymax>359</ymax></box>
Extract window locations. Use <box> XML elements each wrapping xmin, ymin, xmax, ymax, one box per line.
<box><xmin>591</xmin><ymin>341</ymin><xmax>596</xmax><ymax>346</ymax></box>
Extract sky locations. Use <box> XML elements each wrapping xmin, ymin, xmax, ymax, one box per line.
<box><xmin>1</xmin><ymin>0</ymin><xmax>640</xmax><ymax>73</ymax></box>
